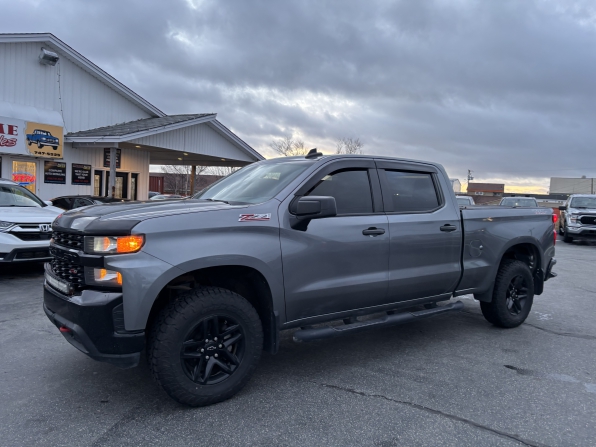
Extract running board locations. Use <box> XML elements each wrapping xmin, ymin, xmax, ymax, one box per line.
<box><xmin>293</xmin><ymin>301</ymin><xmax>464</xmax><ymax>343</ymax></box>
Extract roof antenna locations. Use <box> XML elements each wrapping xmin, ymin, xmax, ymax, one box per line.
<box><xmin>305</xmin><ymin>148</ymin><xmax>322</xmax><ymax>159</ymax></box>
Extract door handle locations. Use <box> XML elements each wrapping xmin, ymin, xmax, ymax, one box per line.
<box><xmin>440</xmin><ymin>224</ymin><xmax>457</xmax><ymax>232</ymax></box>
<box><xmin>362</xmin><ymin>227</ymin><xmax>386</xmax><ymax>236</ymax></box>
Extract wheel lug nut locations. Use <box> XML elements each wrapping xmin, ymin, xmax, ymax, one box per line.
<box><xmin>201</xmin><ymin>349</ymin><xmax>204</xmax><ymax>353</ymax></box>
<box><xmin>205</xmin><ymin>356</ymin><xmax>209</xmax><ymax>359</ymax></box>
<box><xmin>219</xmin><ymin>344</ymin><xmax>222</xmax><ymax>348</ymax></box>
<box><xmin>214</xmin><ymin>337</ymin><xmax>218</xmax><ymax>341</ymax></box>
<box><xmin>214</xmin><ymin>354</ymin><xmax>218</xmax><ymax>358</ymax></box>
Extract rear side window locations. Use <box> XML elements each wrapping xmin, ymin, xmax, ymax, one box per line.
<box><xmin>384</xmin><ymin>171</ymin><xmax>440</xmax><ymax>212</ymax></box>
<box><xmin>307</xmin><ymin>169</ymin><xmax>373</xmax><ymax>215</ymax></box>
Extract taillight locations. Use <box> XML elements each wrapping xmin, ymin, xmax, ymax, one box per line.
<box><xmin>552</xmin><ymin>214</ymin><xmax>558</xmax><ymax>223</ymax></box>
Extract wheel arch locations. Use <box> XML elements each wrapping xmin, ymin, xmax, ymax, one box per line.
<box><xmin>146</xmin><ymin>263</ymin><xmax>280</xmax><ymax>354</ymax></box>
<box><xmin>474</xmin><ymin>238</ymin><xmax>544</xmax><ymax>302</ymax></box>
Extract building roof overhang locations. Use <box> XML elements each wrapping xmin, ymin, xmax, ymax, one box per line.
<box><xmin>66</xmin><ymin>114</ymin><xmax>264</xmax><ymax>166</ymax></box>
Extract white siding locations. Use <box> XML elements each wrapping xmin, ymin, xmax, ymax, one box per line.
<box><xmin>0</xmin><ymin>42</ymin><xmax>152</xmax><ymax>132</ymax></box>
<box><xmin>550</xmin><ymin>177</ymin><xmax>595</xmax><ymax>194</ymax></box>
<box><xmin>130</xmin><ymin>122</ymin><xmax>255</xmax><ymax>162</ymax></box>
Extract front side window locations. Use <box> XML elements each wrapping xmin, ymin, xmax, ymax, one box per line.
<box><xmin>194</xmin><ymin>161</ymin><xmax>312</xmax><ymax>205</ymax></box>
<box><xmin>306</xmin><ymin>169</ymin><xmax>373</xmax><ymax>215</ymax></box>
<box><xmin>384</xmin><ymin>170</ymin><xmax>440</xmax><ymax>212</ymax></box>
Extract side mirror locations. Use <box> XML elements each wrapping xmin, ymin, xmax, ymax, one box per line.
<box><xmin>44</xmin><ymin>200</ymin><xmax>53</xmax><ymax>207</ymax></box>
<box><xmin>289</xmin><ymin>196</ymin><xmax>337</xmax><ymax>230</ymax></box>
<box><xmin>559</xmin><ymin>206</ymin><xmax>567</xmax><ymax>211</ymax></box>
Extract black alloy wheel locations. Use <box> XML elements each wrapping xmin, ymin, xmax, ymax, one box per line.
<box><xmin>480</xmin><ymin>259</ymin><xmax>534</xmax><ymax>328</ymax></box>
<box><xmin>148</xmin><ymin>286</ymin><xmax>263</xmax><ymax>407</ymax></box>
<box><xmin>505</xmin><ymin>275</ymin><xmax>529</xmax><ymax>316</ymax></box>
<box><xmin>180</xmin><ymin>315</ymin><xmax>245</xmax><ymax>385</ymax></box>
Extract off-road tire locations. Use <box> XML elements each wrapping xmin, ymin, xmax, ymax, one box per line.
<box><xmin>480</xmin><ymin>260</ymin><xmax>534</xmax><ymax>328</ymax></box>
<box><xmin>148</xmin><ymin>286</ymin><xmax>263</xmax><ymax>407</ymax></box>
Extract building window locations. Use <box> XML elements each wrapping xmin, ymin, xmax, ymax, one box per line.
<box><xmin>12</xmin><ymin>161</ymin><xmax>37</xmax><ymax>194</ymax></box>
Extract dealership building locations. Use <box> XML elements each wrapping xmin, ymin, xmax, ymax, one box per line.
<box><xmin>0</xmin><ymin>33</ymin><xmax>263</xmax><ymax>201</ymax></box>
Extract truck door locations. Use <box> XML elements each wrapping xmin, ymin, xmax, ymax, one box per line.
<box><xmin>279</xmin><ymin>159</ymin><xmax>390</xmax><ymax>323</ymax></box>
<box><xmin>376</xmin><ymin>160</ymin><xmax>462</xmax><ymax>303</ymax></box>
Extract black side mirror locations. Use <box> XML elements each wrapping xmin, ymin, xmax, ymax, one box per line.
<box><xmin>559</xmin><ymin>206</ymin><xmax>567</xmax><ymax>211</ymax></box>
<box><xmin>289</xmin><ymin>196</ymin><xmax>337</xmax><ymax>230</ymax></box>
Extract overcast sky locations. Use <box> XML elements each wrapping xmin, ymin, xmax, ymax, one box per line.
<box><xmin>6</xmin><ymin>0</ymin><xmax>596</xmax><ymax>192</ymax></box>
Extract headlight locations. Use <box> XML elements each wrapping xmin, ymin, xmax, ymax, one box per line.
<box><xmin>0</xmin><ymin>221</ymin><xmax>15</xmax><ymax>232</ymax></box>
<box><xmin>84</xmin><ymin>268</ymin><xmax>122</xmax><ymax>287</ymax></box>
<box><xmin>569</xmin><ymin>215</ymin><xmax>578</xmax><ymax>224</ymax></box>
<box><xmin>84</xmin><ymin>235</ymin><xmax>144</xmax><ymax>254</ymax></box>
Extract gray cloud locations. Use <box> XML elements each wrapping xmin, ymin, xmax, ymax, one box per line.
<box><xmin>6</xmin><ymin>0</ymin><xmax>596</xmax><ymax>191</ymax></box>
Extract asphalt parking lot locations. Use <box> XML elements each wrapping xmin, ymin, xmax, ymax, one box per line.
<box><xmin>1</xmin><ymin>239</ymin><xmax>595</xmax><ymax>447</ymax></box>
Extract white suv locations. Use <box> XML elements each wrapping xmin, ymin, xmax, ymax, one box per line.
<box><xmin>0</xmin><ymin>178</ymin><xmax>62</xmax><ymax>263</ymax></box>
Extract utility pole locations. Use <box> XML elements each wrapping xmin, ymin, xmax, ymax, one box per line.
<box><xmin>467</xmin><ymin>169</ymin><xmax>474</xmax><ymax>183</ymax></box>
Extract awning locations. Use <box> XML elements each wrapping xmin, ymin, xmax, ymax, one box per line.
<box><xmin>66</xmin><ymin>114</ymin><xmax>264</xmax><ymax>166</ymax></box>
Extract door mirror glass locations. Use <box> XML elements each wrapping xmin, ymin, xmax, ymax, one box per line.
<box><xmin>559</xmin><ymin>206</ymin><xmax>567</xmax><ymax>211</ymax></box>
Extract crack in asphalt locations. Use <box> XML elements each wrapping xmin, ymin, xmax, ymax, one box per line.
<box><xmin>461</xmin><ymin>310</ymin><xmax>596</xmax><ymax>341</ymax></box>
<box><xmin>523</xmin><ymin>323</ymin><xmax>596</xmax><ymax>340</ymax></box>
<box><xmin>315</xmin><ymin>382</ymin><xmax>551</xmax><ymax>447</ymax></box>
<box><xmin>90</xmin><ymin>405</ymin><xmax>144</xmax><ymax>447</ymax></box>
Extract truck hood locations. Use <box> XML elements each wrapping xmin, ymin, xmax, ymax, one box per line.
<box><xmin>569</xmin><ymin>207</ymin><xmax>596</xmax><ymax>215</ymax></box>
<box><xmin>1</xmin><ymin>205</ymin><xmax>62</xmax><ymax>223</ymax></box>
<box><xmin>53</xmin><ymin>199</ymin><xmax>242</xmax><ymax>234</ymax></box>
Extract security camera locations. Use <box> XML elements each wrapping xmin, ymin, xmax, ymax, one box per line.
<box><xmin>39</xmin><ymin>48</ymin><xmax>59</xmax><ymax>66</ymax></box>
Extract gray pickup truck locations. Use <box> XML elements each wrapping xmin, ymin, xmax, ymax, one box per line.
<box><xmin>44</xmin><ymin>151</ymin><xmax>557</xmax><ymax>406</ymax></box>
<box><xmin>558</xmin><ymin>194</ymin><xmax>596</xmax><ymax>243</ymax></box>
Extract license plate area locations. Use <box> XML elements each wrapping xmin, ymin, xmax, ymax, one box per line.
<box><xmin>44</xmin><ymin>265</ymin><xmax>73</xmax><ymax>296</ymax></box>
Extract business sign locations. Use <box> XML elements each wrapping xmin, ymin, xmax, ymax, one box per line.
<box><xmin>0</xmin><ymin>116</ymin><xmax>64</xmax><ymax>159</ymax></box>
<box><xmin>72</xmin><ymin>163</ymin><xmax>91</xmax><ymax>185</ymax></box>
<box><xmin>44</xmin><ymin>161</ymin><xmax>67</xmax><ymax>184</ymax></box>
<box><xmin>103</xmin><ymin>148</ymin><xmax>121</xmax><ymax>168</ymax></box>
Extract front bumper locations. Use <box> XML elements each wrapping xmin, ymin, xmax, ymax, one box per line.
<box><xmin>0</xmin><ymin>233</ymin><xmax>51</xmax><ymax>262</ymax></box>
<box><xmin>43</xmin><ymin>278</ymin><xmax>145</xmax><ymax>369</ymax></box>
<box><xmin>566</xmin><ymin>226</ymin><xmax>596</xmax><ymax>239</ymax></box>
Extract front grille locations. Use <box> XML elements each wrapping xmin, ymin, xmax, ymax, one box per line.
<box><xmin>15</xmin><ymin>249</ymin><xmax>50</xmax><ymax>260</ymax></box>
<box><xmin>50</xmin><ymin>257</ymin><xmax>85</xmax><ymax>288</ymax></box>
<box><xmin>10</xmin><ymin>232</ymin><xmax>52</xmax><ymax>241</ymax></box>
<box><xmin>579</xmin><ymin>216</ymin><xmax>596</xmax><ymax>225</ymax></box>
<box><xmin>52</xmin><ymin>231</ymin><xmax>84</xmax><ymax>249</ymax></box>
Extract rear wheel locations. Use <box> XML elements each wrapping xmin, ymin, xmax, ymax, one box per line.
<box><xmin>148</xmin><ymin>286</ymin><xmax>263</xmax><ymax>406</ymax></box>
<box><xmin>480</xmin><ymin>260</ymin><xmax>534</xmax><ymax>328</ymax></box>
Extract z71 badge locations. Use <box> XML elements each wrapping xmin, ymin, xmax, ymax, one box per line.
<box><xmin>239</xmin><ymin>213</ymin><xmax>271</xmax><ymax>222</ymax></box>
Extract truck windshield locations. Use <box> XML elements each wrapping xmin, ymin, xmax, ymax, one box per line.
<box><xmin>570</xmin><ymin>197</ymin><xmax>596</xmax><ymax>208</ymax></box>
<box><xmin>500</xmin><ymin>198</ymin><xmax>537</xmax><ymax>207</ymax></box>
<box><xmin>0</xmin><ymin>184</ymin><xmax>46</xmax><ymax>207</ymax></box>
<box><xmin>193</xmin><ymin>161</ymin><xmax>312</xmax><ymax>204</ymax></box>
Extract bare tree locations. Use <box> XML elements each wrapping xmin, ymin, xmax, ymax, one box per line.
<box><xmin>335</xmin><ymin>137</ymin><xmax>364</xmax><ymax>155</ymax></box>
<box><xmin>160</xmin><ymin>165</ymin><xmax>207</xmax><ymax>195</ymax></box>
<box><xmin>204</xmin><ymin>166</ymin><xmax>241</xmax><ymax>177</ymax></box>
<box><xmin>270</xmin><ymin>135</ymin><xmax>309</xmax><ymax>157</ymax></box>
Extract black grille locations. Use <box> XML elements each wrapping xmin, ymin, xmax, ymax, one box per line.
<box><xmin>52</xmin><ymin>231</ymin><xmax>84</xmax><ymax>249</ymax></box>
<box><xmin>50</xmin><ymin>257</ymin><xmax>85</xmax><ymax>287</ymax></box>
<box><xmin>15</xmin><ymin>249</ymin><xmax>50</xmax><ymax>260</ymax></box>
<box><xmin>579</xmin><ymin>216</ymin><xmax>596</xmax><ymax>225</ymax></box>
<box><xmin>10</xmin><ymin>232</ymin><xmax>52</xmax><ymax>241</ymax></box>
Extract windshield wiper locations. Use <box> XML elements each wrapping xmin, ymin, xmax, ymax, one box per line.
<box><xmin>0</xmin><ymin>205</ymin><xmax>36</xmax><ymax>207</ymax></box>
<box><xmin>201</xmin><ymin>198</ymin><xmax>231</xmax><ymax>205</ymax></box>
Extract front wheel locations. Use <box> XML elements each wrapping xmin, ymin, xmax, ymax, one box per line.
<box><xmin>37</xmin><ymin>142</ymin><xmax>44</xmax><ymax>149</ymax></box>
<box><xmin>563</xmin><ymin>226</ymin><xmax>573</xmax><ymax>243</ymax></box>
<box><xmin>148</xmin><ymin>286</ymin><xmax>263</xmax><ymax>406</ymax></box>
<box><xmin>480</xmin><ymin>260</ymin><xmax>534</xmax><ymax>328</ymax></box>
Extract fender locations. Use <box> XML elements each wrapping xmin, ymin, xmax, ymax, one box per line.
<box><xmin>110</xmin><ymin>252</ymin><xmax>284</xmax><ymax>332</ymax></box>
